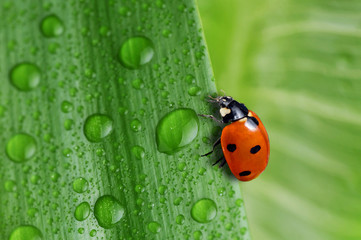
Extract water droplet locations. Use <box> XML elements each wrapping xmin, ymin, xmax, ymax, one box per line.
<box><xmin>27</xmin><ymin>208</ymin><xmax>38</xmax><ymax>217</ymax></box>
<box><xmin>61</xmin><ymin>100</ymin><xmax>74</xmax><ymax>113</ymax></box>
<box><xmin>147</xmin><ymin>221</ymin><xmax>161</xmax><ymax>233</ymax></box>
<box><xmin>188</xmin><ymin>86</ymin><xmax>201</xmax><ymax>96</ymax></box>
<box><xmin>131</xmin><ymin>145</ymin><xmax>145</xmax><ymax>160</ymax></box>
<box><xmin>193</xmin><ymin>230</ymin><xmax>203</xmax><ymax>240</ymax></box>
<box><xmin>74</xmin><ymin>202</ymin><xmax>91</xmax><ymax>221</ymax></box>
<box><xmin>73</xmin><ymin>177</ymin><xmax>89</xmax><ymax>193</ymax></box>
<box><xmin>158</xmin><ymin>185</ymin><xmax>167</xmax><ymax>195</ymax></box>
<box><xmin>6</xmin><ymin>133</ymin><xmax>37</xmax><ymax>163</ymax></box>
<box><xmin>173</xmin><ymin>197</ymin><xmax>183</xmax><ymax>206</ymax></box>
<box><xmin>156</xmin><ymin>108</ymin><xmax>199</xmax><ymax>154</ymax></box>
<box><xmin>94</xmin><ymin>195</ymin><xmax>124</xmax><ymax>229</ymax></box>
<box><xmin>191</xmin><ymin>198</ymin><xmax>217</xmax><ymax>223</ymax></box>
<box><xmin>9</xmin><ymin>225</ymin><xmax>43</xmax><ymax>240</ymax></box>
<box><xmin>130</xmin><ymin>119</ymin><xmax>142</xmax><ymax>132</ymax></box>
<box><xmin>83</xmin><ymin>114</ymin><xmax>113</xmax><ymax>142</ymax></box>
<box><xmin>4</xmin><ymin>180</ymin><xmax>16</xmax><ymax>192</ymax></box>
<box><xmin>135</xmin><ymin>184</ymin><xmax>144</xmax><ymax>193</ymax></box>
<box><xmin>119</xmin><ymin>36</ymin><xmax>154</xmax><ymax>69</ymax></box>
<box><xmin>64</xmin><ymin>119</ymin><xmax>74</xmax><ymax>131</ymax></box>
<box><xmin>131</xmin><ymin>78</ymin><xmax>144</xmax><ymax>89</ymax></box>
<box><xmin>225</xmin><ymin>222</ymin><xmax>233</xmax><ymax>231</ymax></box>
<box><xmin>40</xmin><ymin>14</ymin><xmax>64</xmax><ymax>37</ymax></box>
<box><xmin>9</xmin><ymin>63</ymin><xmax>41</xmax><ymax>91</ymax></box>
<box><xmin>176</xmin><ymin>214</ymin><xmax>185</xmax><ymax>225</ymax></box>
<box><xmin>89</xmin><ymin>229</ymin><xmax>97</xmax><ymax>237</ymax></box>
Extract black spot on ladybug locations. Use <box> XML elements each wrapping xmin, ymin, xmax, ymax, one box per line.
<box><xmin>250</xmin><ymin>145</ymin><xmax>261</xmax><ymax>154</ymax></box>
<box><xmin>227</xmin><ymin>144</ymin><xmax>237</xmax><ymax>152</ymax></box>
<box><xmin>248</xmin><ymin>116</ymin><xmax>259</xmax><ymax>126</ymax></box>
<box><xmin>239</xmin><ymin>171</ymin><xmax>251</xmax><ymax>176</ymax></box>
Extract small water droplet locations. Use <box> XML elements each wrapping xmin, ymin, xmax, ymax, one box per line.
<box><xmin>131</xmin><ymin>78</ymin><xmax>144</xmax><ymax>89</ymax></box>
<box><xmin>9</xmin><ymin>225</ymin><xmax>43</xmax><ymax>240</ymax></box>
<box><xmin>89</xmin><ymin>229</ymin><xmax>97</xmax><ymax>237</ymax></box>
<box><xmin>119</xmin><ymin>36</ymin><xmax>154</xmax><ymax>69</ymax></box>
<box><xmin>176</xmin><ymin>214</ymin><xmax>185</xmax><ymax>225</ymax></box>
<box><xmin>64</xmin><ymin>119</ymin><xmax>74</xmax><ymax>130</ymax></box>
<box><xmin>40</xmin><ymin>14</ymin><xmax>64</xmax><ymax>37</ymax></box>
<box><xmin>158</xmin><ymin>185</ymin><xmax>167</xmax><ymax>195</ymax></box>
<box><xmin>9</xmin><ymin>63</ymin><xmax>41</xmax><ymax>91</ymax></box>
<box><xmin>84</xmin><ymin>114</ymin><xmax>113</xmax><ymax>142</ymax></box>
<box><xmin>61</xmin><ymin>100</ymin><xmax>74</xmax><ymax>113</ymax></box>
<box><xmin>147</xmin><ymin>221</ymin><xmax>161</xmax><ymax>233</ymax></box>
<box><xmin>191</xmin><ymin>198</ymin><xmax>217</xmax><ymax>223</ymax></box>
<box><xmin>74</xmin><ymin>202</ymin><xmax>91</xmax><ymax>221</ymax></box>
<box><xmin>4</xmin><ymin>180</ymin><xmax>16</xmax><ymax>192</ymax></box>
<box><xmin>173</xmin><ymin>197</ymin><xmax>183</xmax><ymax>206</ymax></box>
<box><xmin>6</xmin><ymin>133</ymin><xmax>37</xmax><ymax>163</ymax></box>
<box><xmin>94</xmin><ymin>195</ymin><xmax>124</xmax><ymax>229</ymax></box>
<box><xmin>188</xmin><ymin>86</ymin><xmax>201</xmax><ymax>96</ymax></box>
<box><xmin>130</xmin><ymin>119</ymin><xmax>142</xmax><ymax>132</ymax></box>
<box><xmin>131</xmin><ymin>145</ymin><xmax>145</xmax><ymax>160</ymax></box>
<box><xmin>193</xmin><ymin>230</ymin><xmax>203</xmax><ymax>240</ymax></box>
<box><xmin>73</xmin><ymin>177</ymin><xmax>88</xmax><ymax>193</ymax></box>
<box><xmin>135</xmin><ymin>184</ymin><xmax>144</xmax><ymax>193</ymax></box>
<box><xmin>156</xmin><ymin>108</ymin><xmax>199</xmax><ymax>154</ymax></box>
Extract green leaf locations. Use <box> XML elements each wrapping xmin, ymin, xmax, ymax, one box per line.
<box><xmin>0</xmin><ymin>1</ymin><xmax>250</xmax><ymax>239</ymax></box>
<box><xmin>199</xmin><ymin>0</ymin><xmax>361</xmax><ymax>239</ymax></box>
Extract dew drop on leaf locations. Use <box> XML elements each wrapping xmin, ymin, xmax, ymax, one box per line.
<box><xmin>188</xmin><ymin>86</ymin><xmax>201</xmax><ymax>96</ymax></box>
<box><xmin>191</xmin><ymin>198</ymin><xmax>217</xmax><ymax>223</ymax></box>
<box><xmin>94</xmin><ymin>195</ymin><xmax>124</xmax><ymax>229</ymax></box>
<box><xmin>147</xmin><ymin>221</ymin><xmax>161</xmax><ymax>233</ymax></box>
<box><xmin>130</xmin><ymin>119</ymin><xmax>142</xmax><ymax>132</ymax></box>
<box><xmin>176</xmin><ymin>214</ymin><xmax>185</xmax><ymax>225</ymax></box>
<box><xmin>131</xmin><ymin>145</ymin><xmax>145</xmax><ymax>160</ymax></box>
<box><xmin>61</xmin><ymin>100</ymin><xmax>74</xmax><ymax>113</ymax></box>
<box><xmin>72</xmin><ymin>177</ymin><xmax>89</xmax><ymax>193</ymax></box>
<box><xmin>9</xmin><ymin>225</ymin><xmax>43</xmax><ymax>240</ymax></box>
<box><xmin>40</xmin><ymin>14</ymin><xmax>64</xmax><ymax>38</ymax></box>
<box><xmin>156</xmin><ymin>108</ymin><xmax>199</xmax><ymax>154</ymax></box>
<box><xmin>6</xmin><ymin>133</ymin><xmax>37</xmax><ymax>163</ymax></box>
<box><xmin>74</xmin><ymin>202</ymin><xmax>91</xmax><ymax>221</ymax></box>
<box><xmin>4</xmin><ymin>180</ymin><xmax>16</xmax><ymax>192</ymax></box>
<box><xmin>119</xmin><ymin>36</ymin><xmax>154</xmax><ymax>69</ymax></box>
<box><xmin>9</xmin><ymin>63</ymin><xmax>41</xmax><ymax>91</ymax></box>
<box><xmin>83</xmin><ymin>114</ymin><xmax>113</xmax><ymax>142</ymax></box>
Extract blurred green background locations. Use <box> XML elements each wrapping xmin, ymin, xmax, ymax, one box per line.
<box><xmin>197</xmin><ymin>0</ymin><xmax>361</xmax><ymax>240</ymax></box>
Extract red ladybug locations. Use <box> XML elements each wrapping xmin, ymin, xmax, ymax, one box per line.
<box><xmin>200</xmin><ymin>96</ymin><xmax>270</xmax><ymax>181</ymax></box>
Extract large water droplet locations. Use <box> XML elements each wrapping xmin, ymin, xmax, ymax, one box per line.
<box><xmin>191</xmin><ymin>198</ymin><xmax>217</xmax><ymax>223</ymax></box>
<box><xmin>6</xmin><ymin>133</ymin><xmax>37</xmax><ymax>163</ymax></box>
<box><xmin>40</xmin><ymin>15</ymin><xmax>64</xmax><ymax>37</ymax></box>
<box><xmin>74</xmin><ymin>202</ymin><xmax>91</xmax><ymax>221</ymax></box>
<box><xmin>156</xmin><ymin>108</ymin><xmax>199</xmax><ymax>154</ymax></box>
<box><xmin>147</xmin><ymin>221</ymin><xmax>161</xmax><ymax>233</ymax></box>
<box><xmin>72</xmin><ymin>177</ymin><xmax>89</xmax><ymax>193</ymax></box>
<box><xmin>9</xmin><ymin>225</ymin><xmax>43</xmax><ymax>240</ymax></box>
<box><xmin>119</xmin><ymin>36</ymin><xmax>154</xmax><ymax>69</ymax></box>
<box><xmin>9</xmin><ymin>63</ymin><xmax>41</xmax><ymax>91</ymax></box>
<box><xmin>83</xmin><ymin>114</ymin><xmax>113</xmax><ymax>142</ymax></box>
<box><xmin>94</xmin><ymin>195</ymin><xmax>124</xmax><ymax>229</ymax></box>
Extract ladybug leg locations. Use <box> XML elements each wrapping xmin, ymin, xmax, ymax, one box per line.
<box><xmin>218</xmin><ymin>159</ymin><xmax>227</xmax><ymax>168</ymax></box>
<box><xmin>201</xmin><ymin>137</ymin><xmax>221</xmax><ymax>157</ymax></box>
<box><xmin>198</xmin><ymin>114</ymin><xmax>223</xmax><ymax>124</ymax></box>
<box><xmin>212</xmin><ymin>156</ymin><xmax>224</xmax><ymax>166</ymax></box>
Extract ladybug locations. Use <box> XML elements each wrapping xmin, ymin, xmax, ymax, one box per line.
<box><xmin>200</xmin><ymin>96</ymin><xmax>270</xmax><ymax>181</ymax></box>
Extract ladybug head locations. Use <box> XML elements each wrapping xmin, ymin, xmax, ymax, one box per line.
<box><xmin>208</xmin><ymin>96</ymin><xmax>234</xmax><ymax>107</ymax></box>
<box><xmin>208</xmin><ymin>96</ymin><xmax>249</xmax><ymax>123</ymax></box>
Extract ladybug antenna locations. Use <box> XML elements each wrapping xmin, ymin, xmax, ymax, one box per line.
<box><xmin>207</xmin><ymin>95</ymin><xmax>219</xmax><ymax>103</ymax></box>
